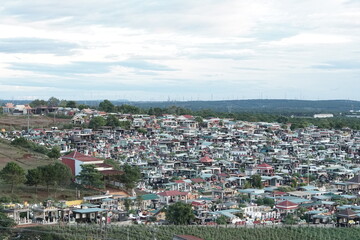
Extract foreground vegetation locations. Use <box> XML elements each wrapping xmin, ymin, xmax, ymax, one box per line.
<box><xmin>2</xmin><ymin>225</ymin><xmax>360</xmax><ymax>240</ymax></box>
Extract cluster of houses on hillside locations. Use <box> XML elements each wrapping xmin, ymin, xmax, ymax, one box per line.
<box><xmin>2</xmin><ymin>111</ymin><xmax>360</xmax><ymax>227</ymax></box>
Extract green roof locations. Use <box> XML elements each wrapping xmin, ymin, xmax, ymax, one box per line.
<box><xmin>141</xmin><ymin>194</ymin><xmax>159</xmax><ymax>201</ymax></box>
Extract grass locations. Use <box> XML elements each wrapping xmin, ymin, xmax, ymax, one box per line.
<box><xmin>0</xmin><ymin>114</ymin><xmax>71</xmax><ymax>131</ymax></box>
<box><xmin>0</xmin><ymin>139</ymin><xmax>53</xmax><ymax>170</ymax></box>
<box><xmin>0</xmin><ymin>180</ymin><xmax>100</xmax><ymax>203</ymax></box>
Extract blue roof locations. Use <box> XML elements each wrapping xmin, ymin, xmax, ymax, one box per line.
<box><xmin>72</xmin><ymin>208</ymin><xmax>106</xmax><ymax>214</ymax></box>
<box><xmin>299</xmin><ymin>185</ymin><xmax>318</xmax><ymax>191</ymax></box>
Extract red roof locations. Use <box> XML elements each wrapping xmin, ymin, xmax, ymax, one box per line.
<box><xmin>191</xmin><ymin>178</ymin><xmax>206</xmax><ymax>183</ymax></box>
<box><xmin>157</xmin><ymin>190</ymin><xmax>188</xmax><ymax>197</ymax></box>
<box><xmin>273</xmin><ymin>191</ymin><xmax>287</xmax><ymax>196</ymax></box>
<box><xmin>100</xmin><ymin>170</ymin><xmax>124</xmax><ymax>176</ymax></box>
<box><xmin>256</xmin><ymin>163</ymin><xmax>273</xmax><ymax>169</ymax></box>
<box><xmin>62</xmin><ymin>151</ymin><xmax>103</xmax><ymax>163</ymax></box>
<box><xmin>174</xmin><ymin>180</ymin><xmax>185</xmax><ymax>183</ymax></box>
<box><xmin>94</xmin><ymin>163</ymin><xmax>113</xmax><ymax>168</ymax></box>
<box><xmin>191</xmin><ymin>201</ymin><xmax>205</xmax><ymax>206</ymax></box>
<box><xmin>276</xmin><ymin>200</ymin><xmax>298</xmax><ymax>210</ymax></box>
<box><xmin>200</xmin><ymin>155</ymin><xmax>213</xmax><ymax>163</ymax></box>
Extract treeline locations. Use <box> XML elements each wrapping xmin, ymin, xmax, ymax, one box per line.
<box><xmin>27</xmin><ymin>98</ymin><xmax>360</xmax><ymax>130</ymax></box>
<box><xmin>11</xmin><ymin>137</ymin><xmax>61</xmax><ymax>159</ymax></box>
<box><xmin>0</xmin><ymin>161</ymin><xmax>71</xmax><ymax>194</ymax></box>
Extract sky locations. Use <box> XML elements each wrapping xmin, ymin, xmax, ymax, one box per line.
<box><xmin>0</xmin><ymin>0</ymin><xmax>359</xmax><ymax>101</ymax></box>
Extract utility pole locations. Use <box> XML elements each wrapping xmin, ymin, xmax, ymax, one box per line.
<box><xmin>27</xmin><ymin>111</ymin><xmax>30</xmax><ymax>132</ymax></box>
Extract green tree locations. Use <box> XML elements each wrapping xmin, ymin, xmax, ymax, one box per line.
<box><xmin>0</xmin><ymin>210</ymin><xmax>16</xmax><ymax>238</ymax></box>
<box><xmin>78</xmin><ymin>104</ymin><xmax>89</xmax><ymax>110</ymax></box>
<box><xmin>104</xmin><ymin>159</ymin><xmax>121</xmax><ymax>170</ymax></box>
<box><xmin>66</xmin><ymin>100</ymin><xmax>77</xmax><ymax>108</ymax></box>
<box><xmin>47</xmin><ymin>97</ymin><xmax>60</xmax><ymax>107</ymax></box>
<box><xmin>76</xmin><ymin>165</ymin><xmax>104</xmax><ymax>189</ymax></box>
<box><xmin>106</xmin><ymin>115</ymin><xmax>121</xmax><ymax>128</ymax></box>
<box><xmin>0</xmin><ymin>162</ymin><xmax>26</xmax><ymax>194</ymax></box>
<box><xmin>99</xmin><ymin>100</ymin><xmax>115</xmax><ymax>112</ymax></box>
<box><xmin>26</xmin><ymin>168</ymin><xmax>43</xmax><ymax>193</ymax></box>
<box><xmin>39</xmin><ymin>163</ymin><xmax>72</xmax><ymax>193</ymax></box>
<box><xmin>47</xmin><ymin>146</ymin><xmax>61</xmax><ymax>159</ymax></box>
<box><xmin>29</xmin><ymin>99</ymin><xmax>47</xmax><ymax>107</ymax></box>
<box><xmin>251</xmin><ymin>174</ymin><xmax>263</xmax><ymax>189</ymax></box>
<box><xmin>117</xmin><ymin>104</ymin><xmax>141</xmax><ymax>114</ymax></box>
<box><xmin>117</xmin><ymin>164</ymin><xmax>141</xmax><ymax>192</ymax></box>
<box><xmin>124</xmin><ymin>198</ymin><xmax>132</xmax><ymax>211</ymax></box>
<box><xmin>166</xmin><ymin>202</ymin><xmax>195</xmax><ymax>225</ymax></box>
<box><xmin>216</xmin><ymin>215</ymin><xmax>228</xmax><ymax>225</ymax></box>
<box><xmin>119</xmin><ymin>120</ymin><xmax>131</xmax><ymax>130</ymax></box>
<box><xmin>88</xmin><ymin>116</ymin><xmax>106</xmax><ymax>130</ymax></box>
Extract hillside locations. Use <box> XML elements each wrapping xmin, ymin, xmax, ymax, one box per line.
<box><xmin>0</xmin><ymin>139</ymin><xmax>53</xmax><ymax>170</ymax></box>
<box><xmin>0</xmin><ymin>115</ymin><xmax>71</xmax><ymax>131</ymax></box>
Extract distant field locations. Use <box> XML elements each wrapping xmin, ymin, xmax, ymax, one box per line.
<box><xmin>0</xmin><ymin>139</ymin><xmax>53</xmax><ymax>170</ymax></box>
<box><xmin>0</xmin><ymin>115</ymin><xmax>70</xmax><ymax>130</ymax></box>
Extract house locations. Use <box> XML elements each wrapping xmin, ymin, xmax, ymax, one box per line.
<box><xmin>3</xmin><ymin>103</ymin><xmax>15</xmax><ymax>114</ymax></box>
<box><xmin>157</xmin><ymin>190</ymin><xmax>189</xmax><ymax>204</ymax></box>
<box><xmin>61</xmin><ymin>151</ymin><xmax>122</xmax><ymax>182</ymax></box>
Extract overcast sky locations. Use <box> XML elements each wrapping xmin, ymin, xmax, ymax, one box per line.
<box><xmin>0</xmin><ymin>0</ymin><xmax>359</xmax><ymax>101</ymax></box>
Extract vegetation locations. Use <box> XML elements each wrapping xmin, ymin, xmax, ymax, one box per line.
<box><xmin>8</xmin><ymin>225</ymin><xmax>360</xmax><ymax>240</ymax></box>
<box><xmin>215</xmin><ymin>215</ymin><xmax>228</xmax><ymax>225</ymax></box>
<box><xmin>98</xmin><ymin>99</ymin><xmax>115</xmax><ymax>112</ymax></box>
<box><xmin>250</xmin><ymin>174</ymin><xmax>263</xmax><ymax>189</ymax></box>
<box><xmin>0</xmin><ymin>162</ymin><xmax>26</xmax><ymax>194</ymax></box>
<box><xmin>88</xmin><ymin>116</ymin><xmax>106</xmax><ymax>130</ymax></box>
<box><xmin>11</xmin><ymin>137</ymin><xmax>50</xmax><ymax>155</ymax></box>
<box><xmin>116</xmin><ymin>164</ymin><xmax>141</xmax><ymax>192</ymax></box>
<box><xmin>255</xmin><ymin>197</ymin><xmax>275</xmax><ymax>207</ymax></box>
<box><xmin>166</xmin><ymin>202</ymin><xmax>195</xmax><ymax>225</ymax></box>
<box><xmin>47</xmin><ymin>146</ymin><xmax>61</xmax><ymax>159</ymax></box>
<box><xmin>76</xmin><ymin>164</ymin><xmax>104</xmax><ymax>189</ymax></box>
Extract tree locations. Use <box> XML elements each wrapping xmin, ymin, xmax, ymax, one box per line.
<box><xmin>216</xmin><ymin>215</ymin><xmax>228</xmax><ymax>225</ymax></box>
<box><xmin>166</xmin><ymin>202</ymin><xmax>195</xmax><ymax>225</ymax></box>
<box><xmin>106</xmin><ymin>115</ymin><xmax>121</xmax><ymax>128</ymax></box>
<box><xmin>99</xmin><ymin>100</ymin><xmax>115</xmax><ymax>112</ymax></box>
<box><xmin>117</xmin><ymin>164</ymin><xmax>141</xmax><ymax>193</ymax></box>
<box><xmin>47</xmin><ymin>146</ymin><xmax>61</xmax><ymax>159</ymax></box>
<box><xmin>88</xmin><ymin>116</ymin><xmax>106</xmax><ymax>130</ymax></box>
<box><xmin>0</xmin><ymin>210</ymin><xmax>16</xmax><ymax>239</ymax></box>
<box><xmin>26</xmin><ymin>168</ymin><xmax>43</xmax><ymax>193</ymax></box>
<box><xmin>0</xmin><ymin>211</ymin><xmax>16</xmax><ymax>227</ymax></box>
<box><xmin>47</xmin><ymin>97</ymin><xmax>60</xmax><ymax>107</ymax></box>
<box><xmin>29</xmin><ymin>99</ymin><xmax>47</xmax><ymax>107</ymax></box>
<box><xmin>78</xmin><ymin>104</ymin><xmax>89</xmax><ymax>110</ymax></box>
<box><xmin>66</xmin><ymin>100</ymin><xmax>77</xmax><ymax>108</ymax></box>
<box><xmin>39</xmin><ymin>163</ymin><xmax>72</xmax><ymax>193</ymax></box>
<box><xmin>124</xmin><ymin>198</ymin><xmax>132</xmax><ymax>211</ymax></box>
<box><xmin>0</xmin><ymin>162</ymin><xmax>26</xmax><ymax>194</ymax></box>
<box><xmin>119</xmin><ymin>120</ymin><xmax>131</xmax><ymax>130</ymax></box>
<box><xmin>251</xmin><ymin>174</ymin><xmax>263</xmax><ymax>189</ymax></box>
<box><xmin>76</xmin><ymin>165</ymin><xmax>104</xmax><ymax>189</ymax></box>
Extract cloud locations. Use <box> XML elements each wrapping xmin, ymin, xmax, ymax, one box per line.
<box><xmin>0</xmin><ymin>38</ymin><xmax>79</xmax><ymax>55</ymax></box>
<box><xmin>7</xmin><ymin>59</ymin><xmax>176</xmax><ymax>76</ymax></box>
<box><xmin>0</xmin><ymin>0</ymin><xmax>359</xmax><ymax>100</ymax></box>
<box><xmin>270</xmin><ymin>33</ymin><xmax>352</xmax><ymax>46</ymax></box>
<box><xmin>311</xmin><ymin>61</ymin><xmax>360</xmax><ymax>70</ymax></box>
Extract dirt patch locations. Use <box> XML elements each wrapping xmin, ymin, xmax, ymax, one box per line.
<box><xmin>0</xmin><ymin>115</ymin><xmax>70</xmax><ymax>130</ymax></box>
